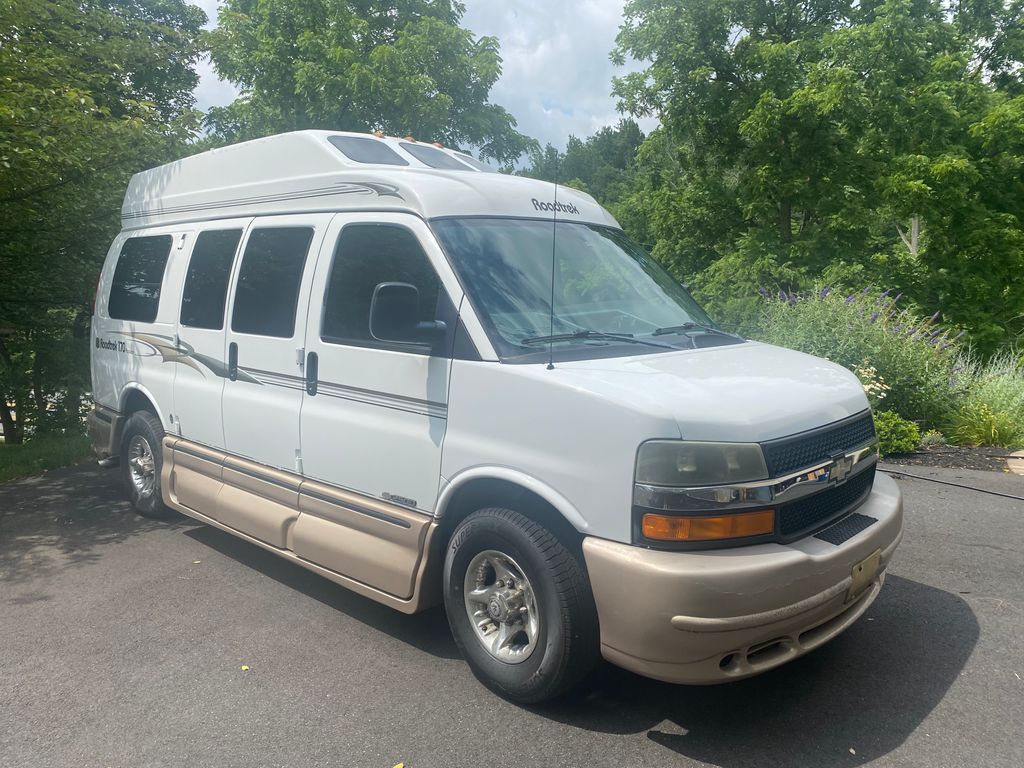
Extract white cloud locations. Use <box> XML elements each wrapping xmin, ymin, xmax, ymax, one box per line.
<box><xmin>188</xmin><ymin>0</ymin><xmax>656</xmax><ymax>147</ymax></box>
<box><xmin>461</xmin><ymin>0</ymin><xmax>657</xmax><ymax>148</ymax></box>
<box><xmin>192</xmin><ymin>1</ymin><xmax>237</xmax><ymax>113</ymax></box>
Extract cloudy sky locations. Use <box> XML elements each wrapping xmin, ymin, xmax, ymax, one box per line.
<box><xmin>192</xmin><ymin>0</ymin><xmax>656</xmax><ymax>150</ymax></box>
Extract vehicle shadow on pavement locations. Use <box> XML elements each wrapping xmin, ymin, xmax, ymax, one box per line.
<box><xmin>536</xmin><ymin>575</ymin><xmax>978</xmax><ymax>767</ymax></box>
<box><xmin>183</xmin><ymin>523</ymin><xmax>460</xmax><ymax>660</ymax></box>
<box><xmin>0</xmin><ymin>465</ymin><xmax>188</xmax><ymax>590</ymax></box>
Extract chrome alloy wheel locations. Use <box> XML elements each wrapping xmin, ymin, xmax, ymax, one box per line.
<box><xmin>127</xmin><ymin>434</ymin><xmax>157</xmax><ymax>500</ymax></box>
<box><xmin>463</xmin><ymin>550</ymin><xmax>540</xmax><ymax>664</ymax></box>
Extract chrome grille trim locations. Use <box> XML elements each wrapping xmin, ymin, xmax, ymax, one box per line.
<box><xmin>633</xmin><ymin>442</ymin><xmax>877</xmax><ymax>512</ymax></box>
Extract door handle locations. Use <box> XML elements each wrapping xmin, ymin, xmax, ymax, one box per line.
<box><xmin>228</xmin><ymin>342</ymin><xmax>238</xmax><ymax>381</ymax></box>
<box><xmin>305</xmin><ymin>351</ymin><xmax>318</xmax><ymax>395</ymax></box>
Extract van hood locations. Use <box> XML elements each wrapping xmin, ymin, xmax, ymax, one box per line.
<box><xmin>554</xmin><ymin>341</ymin><xmax>869</xmax><ymax>443</ymax></box>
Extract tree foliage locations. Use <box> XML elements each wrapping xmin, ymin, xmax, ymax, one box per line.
<box><xmin>0</xmin><ymin>0</ymin><xmax>205</xmax><ymax>441</ymax></box>
<box><xmin>612</xmin><ymin>0</ymin><xmax>1024</xmax><ymax>350</ymax></box>
<box><xmin>519</xmin><ymin>119</ymin><xmax>645</xmax><ymax>215</ymax></box>
<box><xmin>206</xmin><ymin>0</ymin><xmax>534</xmax><ymax>163</ymax></box>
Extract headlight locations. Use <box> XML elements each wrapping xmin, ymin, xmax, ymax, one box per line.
<box><xmin>635</xmin><ymin>441</ymin><xmax>769</xmax><ymax>487</ymax></box>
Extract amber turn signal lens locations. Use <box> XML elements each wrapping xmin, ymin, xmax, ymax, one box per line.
<box><xmin>642</xmin><ymin>509</ymin><xmax>775</xmax><ymax>542</ymax></box>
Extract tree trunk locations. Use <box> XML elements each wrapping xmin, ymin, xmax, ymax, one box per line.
<box><xmin>31</xmin><ymin>339</ymin><xmax>46</xmax><ymax>431</ymax></box>
<box><xmin>0</xmin><ymin>399</ymin><xmax>22</xmax><ymax>444</ymax></box>
<box><xmin>896</xmin><ymin>214</ymin><xmax>921</xmax><ymax>257</ymax></box>
<box><xmin>0</xmin><ymin>337</ymin><xmax>22</xmax><ymax>443</ymax></box>
<box><xmin>778</xmin><ymin>199</ymin><xmax>792</xmax><ymax>243</ymax></box>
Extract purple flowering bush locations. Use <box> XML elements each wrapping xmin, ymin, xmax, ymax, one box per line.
<box><xmin>754</xmin><ymin>287</ymin><xmax>1024</xmax><ymax>446</ymax></box>
<box><xmin>754</xmin><ymin>288</ymin><xmax>965</xmax><ymax>430</ymax></box>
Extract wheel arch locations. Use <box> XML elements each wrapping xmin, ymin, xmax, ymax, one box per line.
<box><xmin>119</xmin><ymin>384</ymin><xmax>162</xmax><ymax>421</ymax></box>
<box><xmin>110</xmin><ymin>384</ymin><xmax>164</xmax><ymax>456</ymax></box>
<box><xmin>433</xmin><ymin>468</ymin><xmax>590</xmax><ymax>555</ymax></box>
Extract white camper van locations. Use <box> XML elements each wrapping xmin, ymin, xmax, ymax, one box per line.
<box><xmin>88</xmin><ymin>131</ymin><xmax>902</xmax><ymax>703</ymax></box>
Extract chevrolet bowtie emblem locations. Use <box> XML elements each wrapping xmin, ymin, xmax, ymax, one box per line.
<box><xmin>829</xmin><ymin>456</ymin><xmax>855</xmax><ymax>485</ymax></box>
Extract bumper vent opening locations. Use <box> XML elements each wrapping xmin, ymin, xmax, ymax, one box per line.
<box><xmin>815</xmin><ymin>512</ymin><xmax>878</xmax><ymax>545</ymax></box>
<box><xmin>745</xmin><ymin>639</ymin><xmax>791</xmax><ymax>668</ymax></box>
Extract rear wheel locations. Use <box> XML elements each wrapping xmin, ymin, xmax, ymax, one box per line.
<box><xmin>443</xmin><ymin>507</ymin><xmax>599</xmax><ymax>704</ymax></box>
<box><xmin>120</xmin><ymin>411</ymin><xmax>172</xmax><ymax>519</ymax></box>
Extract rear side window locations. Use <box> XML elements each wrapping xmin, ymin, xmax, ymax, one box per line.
<box><xmin>231</xmin><ymin>227</ymin><xmax>314</xmax><ymax>338</ymax></box>
<box><xmin>399</xmin><ymin>142</ymin><xmax>473</xmax><ymax>171</ymax></box>
<box><xmin>328</xmin><ymin>135</ymin><xmax>409</xmax><ymax>166</ymax></box>
<box><xmin>180</xmin><ymin>230</ymin><xmax>242</xmax><ymax>330</ymax></box>
<box><xmin>107</xmin><ymin>235</ymin><xmax>173</xmax><ymax>322</ymax></box>
<box><xmin>322</xmin><ymin>224</ymin><xmax>441</xmax><ymax>349</ymax></box>
<box><xmin>453</xmin><ymin>153</ymin><xmax>496</xmax><ymax>172</ymax></box>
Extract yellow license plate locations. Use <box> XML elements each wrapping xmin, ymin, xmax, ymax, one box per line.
<box><xmin>848</xmin><ymin>548</ymin><xmax>882</xmax><ymax>602</ymax></box>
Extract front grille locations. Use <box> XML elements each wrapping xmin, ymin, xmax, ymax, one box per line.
<box><xmin>761</xmin><ymin>411</ymin><xmax>876</xmax><ymax>476</ymax></box>
<box><xmin>778</xmin><ymin>465</ymin><xmax>875</xmax><ymax>539</ymax></box>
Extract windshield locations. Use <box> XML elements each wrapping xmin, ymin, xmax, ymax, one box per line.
<box><xmin>432</xmin><ymin>218</ymin><xmax>732</xmax><ymax>361</ymax></box>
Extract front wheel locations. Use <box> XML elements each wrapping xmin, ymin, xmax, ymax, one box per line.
<box><xmin>443</xmin><ymin>508</ymin><xmax>599</xmax><ymax>703</ymax></box>
<box><xmin>119</xmin><ymin>411</ymin><xmax>173</xmax><ymax>519</ymax></box>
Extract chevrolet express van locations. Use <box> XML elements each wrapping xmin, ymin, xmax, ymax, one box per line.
<box><xmin>88</xmin><ymin>131</ymin><xmax>903</xmax><ymax>703</ymax></box>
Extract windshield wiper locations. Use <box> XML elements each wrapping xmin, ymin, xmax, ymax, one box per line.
<box><xmin>521</xmin><ymin>330</ymin><xmax>674</xmax><ymax>349</ymax></box>
<box><xmin>651</xmin><ymin>322</ymin><xmax>743</xmax><ymax>340</ymax></box>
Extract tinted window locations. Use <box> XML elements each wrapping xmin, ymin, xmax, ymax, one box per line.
<box><xmin>322</xmin><ymin>225</ymin><xmax>441</xmax><ymax>348</ymax></box>
<box><xmin>180</xmin><ymin>230</ymin><xmax>242</xmax><ymax>330</ymax></box>
<box><xmin>328</xmin><ymin>135</ymin><xmax>409</xmax><ymax>165</ymax></box>
<box><xmin>453</xmin><ymin>153</ymin><xmax>496</xmax><ymax>172</ymax></box>
<box><xmin>108</xmin><ymin>235</ymin><xmax>173</xmax><ymax>322</ymax></box>
<box><xmin>399</xmin><ymin>142</ymin><xmax>472</xmax><ymax>171</ymax></box>
<box><xmin>231</xmin><ymin>227</ymin><xmax>314</xmax><ymax>337</ymax></box>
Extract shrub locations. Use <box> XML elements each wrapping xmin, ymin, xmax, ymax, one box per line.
<box><xmin>920</xmin><ymin>429</ymin><xmax>947</xmax><ymax>447</ymax></box>
<box><xmin>952</xmin><ymin>403</ymin><xmax>1019</xmax><ymax>447</ymax></box>
<box><xmin>948</xmin><ymin>349</ymin><xmax>1024</xmax><ymax>447</ymax></box>
<box><xmin>873</xmin><ymin>411</ymin><xmax>921</xmax><ymax>456</ymax></box>
<box><xmin>852</xmin><ymin>362</ymin><xmax>891</xmax><ymax>409</ymax></box>
<box><xmin>755</xmin><ymin>288</ymin><xmax>964</xmax><ymax>429</ymax></box>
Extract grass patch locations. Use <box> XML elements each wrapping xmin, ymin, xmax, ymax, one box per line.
<box><xmin>0</xmin><ymin>433</ymin><xmax>93</xmax><ymax>484</ymax></box>
<box><xmin>951</xmin><ymin>349</ymin><xmax>1024</xmax><ymax>447</ymax></box>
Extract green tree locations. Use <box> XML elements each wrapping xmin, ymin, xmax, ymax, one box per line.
<box><xmin>520</xmin><ymin>119</ymin><xmax>645</xmax><ymax>211</ymax></box>
<box><xmin>0</xmin><ymin>0</ymin><xmax>205</xmax><ymax>442</ymax></box>
<box><xmin>206</xmin><ymin>0</ymin><xmax>533</xmax><ymax>164</ymax></box>
<box><xmin>613</xmin><ymin>0</ymin><xmax>1024</xmax><ymax>348</ymax></box>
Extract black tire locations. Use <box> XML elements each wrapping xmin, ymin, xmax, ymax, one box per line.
<box><xmin>443</xmin><ymin>507</ymin><xmax>599</xmax><ymax>704</ymax></box>
<box><xmin>119</xmin><ymin>410</ymin><xmax>173</xmax><ymax>519</ymax></box>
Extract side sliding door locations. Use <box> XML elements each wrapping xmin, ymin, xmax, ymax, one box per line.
<box><xmin>217</xmin><ymin>214</ymin><xmax>331</xmax><ymax>546</ymax></box>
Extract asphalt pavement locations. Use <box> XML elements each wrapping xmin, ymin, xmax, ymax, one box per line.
<box><xmin>1</xmin><ymin>462</ymin><xmax>1022</xmax><ymax>768</ymax></box>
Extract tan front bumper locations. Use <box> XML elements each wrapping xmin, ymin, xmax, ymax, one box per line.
<box><xmin>583</xmin><ymin>471</ymin><xmax>904</xmax><ymax>684</ymax></box>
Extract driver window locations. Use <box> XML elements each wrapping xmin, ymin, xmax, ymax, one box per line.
<box><xmin>321</xmin><ymin>223</ymin><xmax>443</xmax><ymax>351</ymax></box>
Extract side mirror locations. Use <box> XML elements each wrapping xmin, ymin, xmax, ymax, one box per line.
<box><xmin>369</xmin><ymin>282</ymin><xmax>446</xmax><ymax>348</ymax></box>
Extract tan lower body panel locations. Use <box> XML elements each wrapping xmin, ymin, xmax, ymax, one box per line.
<box><xmin>219</xmin><ymin>457</ymin><xmax>300</xmax><ymax>549</ymax></box>
<box><xmin>294</xmin><ymin>479</ymin><xmax>432</xmax><ymax>598</ymax></box>
<box><xmin>161</xmin><ymin>436</ymin><xmax>440</xmax><ymax>612</ymax></box>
